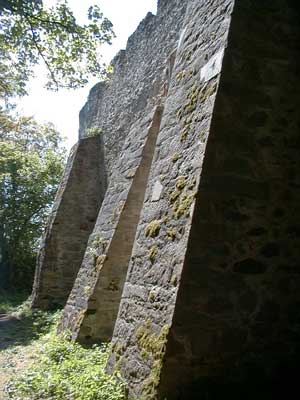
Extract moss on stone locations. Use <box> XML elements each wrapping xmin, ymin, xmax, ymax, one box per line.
<box><xmin>170</xmin><ymin>274</ymin><xmax>178</xmax><ymax>286</ymax></box>
<box><xmin>168</xmin><ymin>176</ymin><xmax>196</xmax><ymax>220</ymax></box>
<box><xmin>92</xmin><ymin>235</ymin><xmax>108</xmax><ymax>252</ymax></box>
<box><xmin>176</xmin><ymin>176</ymin><xmax>186</xmax><ymax>190</ymax></box>
<box><xmin>176</xmin><ymin>70</ymin><xmax>186</xmax><ymax>82</ymax></box>
<box><xmin>199</xmin><ymin>81</ymin><xmax>217</xmax><ymax>103</ymax></box>
<box><xmin>145</xmin><ymin>220</ymin><xmax>161</xmax><ymax>238</ymax></box>
<box><xmin>169</xmin><ymin>188</ymin><xmax>181</xmax><ymax>204</ymax></box>
<box><xmin>113</xmin><ymin>341</ymin><xmax>125</xmax><ymax>360</ymax></box>
<box><xmin>136</xmin><ymin>320</ymin><xmax>169</xmax><ymax>358</ymax></box>
<box><xmin>166</xmin><ymin>227</ymin><xmax>177</xmax><ymax>241</ymax></box>
<box><xmin>95</xmin><ymin>254</ymin><xmax>107</xmax><ymax>271</ymax></box>
<box><xmin>111</xmin><ymin>341</ymin><xmax>126</xmax><ymax>373</ymax></box>
<box><xmin>141</xmin><ymin>349</ymin><xmax>150</xmax><ymax>359</ymax></box>
<box><xmin>135</xmin><ymin>320</ymin><xmax>170</xmax><ymax>399</ymax></box>
<box><xmin>172</xmin><ymin>152</ymin><xmax>181</xmax><ymax>163</ymax></box>
<box><xmin>148</xmin><ymin>245</ymin><xmax>158</xmax><ymax>262</ymax></box>
<box><xmin>173</xmin><ymin>192</ymin><xmax>195</xmax><ymax>219</ymax></box>
<box><xmin>141</xmin><ymin>359</ymin><xmax>163</xmax><ymax>399</ymax></box>
<box><xmin>149</xmin><ymin>290</ymin><xmax>156</xmax><ymax>302</ymax></box>
<box><xmin>169</xmin><ymin>176</ymin><xmax>187</xmax><ymax>203</ymax></box>
<box><xmin>188</xmin><ymin>176</ymin><xmax>197</xmax><ymax>190</ymax></box>
<box><xmin>199</xmin><ymin>130</ymin><xmax>207</xmax><ymax>143</ymax></box>
<box><xmin>177</xmin><ymin>107</ymin><xmax>183</xmax><ymax>121</ymax></box>
<box><xmin>180</xmin><ymin>126</ymin><xmax>190</xmax><ymax>142</ymax></box>
<box><xmin>83</xmin><ymin>286</ymin><xmax>91</xmax><ymax>296</ymax></box>
<box><xmin>183</xmin><ymin>83</ymin><xmax>199</xmax><ymax>115</ymax></box>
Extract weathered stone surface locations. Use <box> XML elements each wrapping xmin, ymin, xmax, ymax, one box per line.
<box><xmin>31</xmin><ymin>137</ymin><xmax>105</xmax><ymax>309</ymax></box>
<box><xmin>107</xmin><ymin>0</ymin><xmax>234</xmax><ymax>398</ymax></box>
<box><xmin>106</xmin><ymin>0</ymin><xmax>300</xmax><ymax>399</ymax></box>
<box><xmin>79</xmin><ymin>0</ymin><xmax>188</xmax><ymax>178</ymax></box>
<box><xmin>32</xmin><ymin>0</ymin><xmax>187</xmax><ymax>310</ymax></box>
<box><xmin>58</xmin><ymin>106</ymin><xmax>165</xmax><ymax>342</ymax></box>
<box><xmin>38</xmin><ymin>0</ymin><xmax>300</xmax><ymax>398</ymax></box>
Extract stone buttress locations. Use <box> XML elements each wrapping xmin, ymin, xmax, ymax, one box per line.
<box><xmin>58</xmin><ymin>105</ymin><xmax>165</xmax><ymax>342</ymax></box>
<box><xmin>31</xmin><ymin>0</ymin><xmax>188</xmax><ymax>310</ymax></box>
<box><xmin>32</xmin><ymin>136</ymin><xmax>105</xmax><ymax>309</ymax></box>
<box><xmin>107</xmin><ymin>0</ymin><xmax>300</xmax><ymax>399</ymax></box>
<box><xmin>34</xmin><ymin>0</ymin><xmax>300</xmax><ymax>398</ymax></box>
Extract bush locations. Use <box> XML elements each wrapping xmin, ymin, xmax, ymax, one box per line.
<box><xmin>5</xmin><ymin>332</ymin><xmax>126</xmax><ymax>400</ymax></box>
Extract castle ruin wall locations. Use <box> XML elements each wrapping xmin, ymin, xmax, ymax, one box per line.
<box><xmin>32</xmin><ymin>136</ymin><xmax>105</xmax><ymax>309</ymax></box>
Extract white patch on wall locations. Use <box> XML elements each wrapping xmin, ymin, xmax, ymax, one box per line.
<box><xmin>177</xmin><ymin>26</ymin><xmax>187</xmax><ymax>51</ymax></box>
<box><xmin>151</xmin><ymin>180</ymin><xmax>163</xmax><ymax>202</ymax></box>
<box><xmin>200</xmin><ymin>48</ymin><xmax>225</xmax><ymax>82</ymax></box>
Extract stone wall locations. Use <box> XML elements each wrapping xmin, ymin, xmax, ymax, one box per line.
<box><xmin>78</xmin><ymin>0</ymin><xmax>188</xmax><ymax>177</ymax></box>
<box><xmin>32</xmin><ymin>136</ymin><xmax>105</xmax><ymax>309</ymax></box>
<box><xmin>32</xmin><ymin>0</ymin><xmax>188</xmax><ymax>310</ymax></box>
<box><xmin>107</xmin><ymin>0</ymin><xmax>235</xmax><ymax>397</ymax></box>
<box><xmin>159</xmin><ymin>2</ymin><xmax>300</xmax><ymax>398</ymax></box>
<box><xmin>36</xmin><ymin>0</ymin><xmax>300</xmax><ymax>398</ymax></box>
<box><xmin>107</xmin><ymin>0</ymin><xmax>300</xmax><ymax>399</ymax></box>
<box><xmin>59</xmin><ymin>105</ymin><xmax>165</xmax><ymax>342</ymax></box>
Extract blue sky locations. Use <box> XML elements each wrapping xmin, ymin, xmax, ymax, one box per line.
<box><xmin>17</xmin><ymin>0</ymin><xmax>157</xmax><ymax>150</ymax></box>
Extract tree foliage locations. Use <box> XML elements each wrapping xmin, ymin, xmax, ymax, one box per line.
<box><xmin>0</xmin><ymin>111</ymin><xmax>66</xmax><ymax>288</ymax></box>
<box><xmin>0</xmin><ymin>0</ymin><xmax>114</xmax><ymax>101</ymax></box>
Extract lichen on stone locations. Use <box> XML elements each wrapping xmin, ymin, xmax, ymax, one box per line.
<box><xmin>135</xmin><ymin>320</ymin><xmax>170</xmax><ymax>399</ymax></box>
<box><xmin>148</xmin><ymin>245</ymin><xmax>158</xmax><ymax>262</ymax></box>
<box><xmin>149</xmin><ymin>290</ymin><xmax>156</xmax><ymax>302</ymax></box>
<box><xmin>145</xmin><ymin>220</ymin><xmax>161</xmax><ymax>238</ymax></box>
<box><xmin>95</xmin><ymin>254</ymin><xmax>107</xmax><ymax>271</ymax></box>
<box><xmin>112</xmin><ymin>341</ymin><xmax>125</xmax><ymax>360</ymax></box>
<box><xmin>166</xmin><ymin>227</ymin><xmax>177</xmax><ymax>241</ymax></box>
<box><xmin>180</xmin><ymin>125</ymin><xmax>190</xmax><ymax>142</ymax></box>
<box><xmin>83</xmin><ymin>285</ymin><xmax>91</xmax><ymax>296</ymax></box>
<box><xmin>170</xmin><ymin>274</ymin><xmax>178</xmax><ymax>286</ymax></box>
<box><xmin>199</xmin><ymin>130</ymin><xmax>207</xmax><ymax>143</ymax></box>
<box><xmin>176</xmin><ymin>176</ymin><xmax>186</xmax><ymax>190</ymax></box>
<box><xmin>169</xmin><ymin>188</ymin><xmax>181</xmax><ymax>204</ymax></box>
<box><xmin>199</xmin><ymin>80</ymin><xmax>217</xmax><ymax>103</ymax></box>
<box><xmin>173</xmin><ymin>192</ymin><xmax>196</xmax><ymax>219</ymax></box>
<box><xmin>92</xmin><ymin>235</ymin><xmax>108</xmax><ymax>252</ymax></box>
<box><xmin>176</xmin><ymin>70</ymin><xmax>186</xmax><ymax>82</ymax></box>
<box><xmin>188</xmin><ymin>176</ymin><xmax>197</xmax><ymax>190</ymax></box>
<box><xmin>172</xmin><ymin>152</ymin><xmax>181</xmax><ymax>163</ymax></box>
<box><xmin>177</xmin><ymin>107</ymin><xmax>183</xmax><ymax>121</ymax></box>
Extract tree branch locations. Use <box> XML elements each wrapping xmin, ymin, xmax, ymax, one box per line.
<box><xmin>28</xmin><ymin>24</ymin><xmax>59</xmax><ymax>88</ymax></box>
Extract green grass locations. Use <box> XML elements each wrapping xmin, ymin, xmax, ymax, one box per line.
<box><xmin>0</xmin><ymin>294</ymin><xmax>126</xmax><ymax>400</ymax></box>
<box><xmin>5</xmin><ymin>333</ymin><xmax>126</xmax><ymax>400</ymax></box>
<box><xmin>0</xmin><ymin>290</ymin><xmax>29</xmax><ymax>314</ymax></box>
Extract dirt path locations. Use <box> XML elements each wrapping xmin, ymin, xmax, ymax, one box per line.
<box><xmin>0</xmin><ymin>314</ymin><xmax>35</xmax><ymax>399</ymax></box>
<box><xmin>0</xmin><ymin>314</ymin><xmax>20</xmax><ymax>349</ymax></box>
